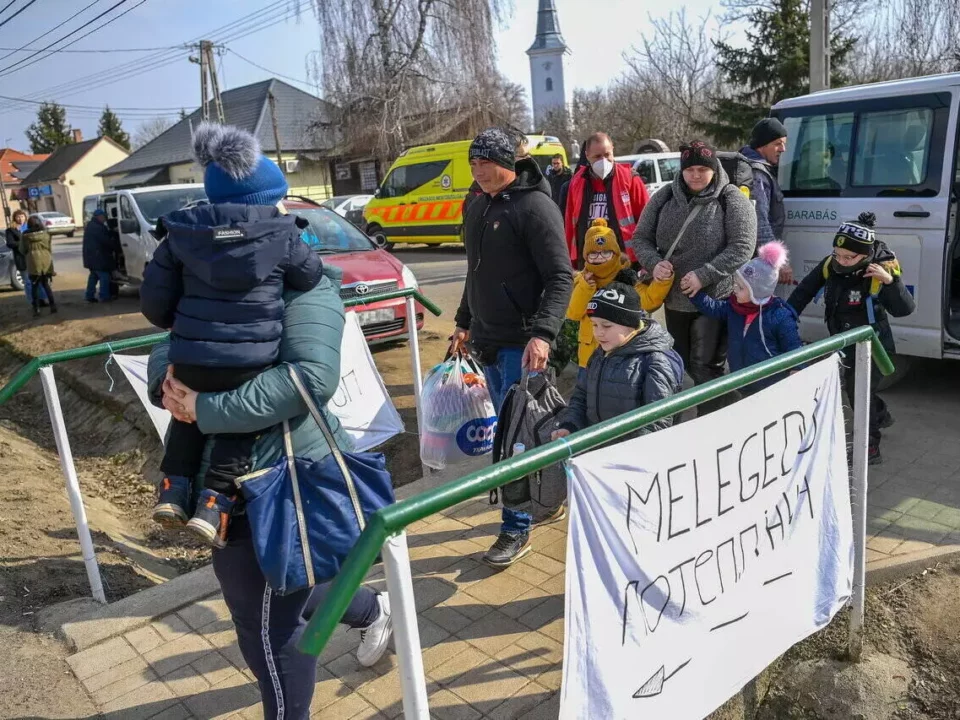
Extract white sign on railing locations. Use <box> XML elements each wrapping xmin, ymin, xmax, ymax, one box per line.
<box><xmin>560</xmin><ymin>356</ymin><xmax>853</xmax><ymax>720</ymax></box>
<box><xmin>113</xmin><ymin>311</ymin><xmax>404</xmax><ymax>452</ymax></box>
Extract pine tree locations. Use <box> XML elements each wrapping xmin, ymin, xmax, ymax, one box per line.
<box><xmin>25</xmin><ymin>102</ymin><xmax>73</xmax><ymax>154</ymax></box>
<box><xmin>98</xmin><ymin>106</ymin><xmax>130</xmax><ymax>149</ymax></box>
<box><xmin>699</xmin><ymin>0</ymin><xmax>854</xmax><ymax>146</ymax></box>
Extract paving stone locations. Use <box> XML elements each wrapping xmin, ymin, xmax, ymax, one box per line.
<box><xmin>183</xmin><ymin>671</ymin><xmax>260</xmax><ymax>720</ymax></box>
<box><xmin>190</xmin><ymin>651</ymin><xmax>240</xmax><ymax>688</ymax></box>
<box><xmin>161</xmin><ymin>663</ymin><xmax>212</xmax><ymax>699</ymax></box>
<box><xmin>493</xmin><ymin>644</ymin><xmax>557</xmax><ymax>683</ymax></box>
<box><xmin>485</xmin><ymin>681</ymin><xmax>553</xmax><ymax>720</ymax></box>
<box><xmin>446</xmin><ymin>657</ymin><xmax>528</xmax><ymax>711</ymax></box>
<box><xmin>355</xmin><ymin>668</ymin><xmax>405</xmax><ymax>718</ymax></box>
<box><xmin>904</xmin><ymin>498</ymin><xmax>948</xmax><ymax>521</ymax></box>
<box><xmin>463</xmin><ymin>572</ymin><xmax>535</xmax><ymax>608</ymax></box>
<box><xmin>220</xmin><ymin>640</ymin><xmax>250</xmax><ymax>671</ymax></box>
<box><xmin>457</xmin><ymin>611</ymin><xmax>531</xmax><ymax>657</ymax></box>
<box><xmin>502</xmin><ymin>560</ymin><xmax>552</xmax><ymax>588</ymax></box>
<box><xmin>538</xmin><ymin>617</ymin><xmax>565</xmax><ymax>644</ymax></box>
<box><xmin>82</xmin><ymin>656</ymin><xmax>150</xmax><ymax>694</ymax></box>
<box><xmin>931</xmin><ymin>505</ymin><xmax>960</xmax><ymax>528</ymax></box>
<box><xmin>68</xmin><ymin>636</ymin><xmax>138</xmax><ymax>681</ymax></box>
<box><xmin>323</xmin><ymin>649</ymin><xmax>382</xmax><ymax>690</ymax></box>
<box><xmin>538</xmin><ymin>574</ymin><xmax>565</xmax><ymax>597</ymax></box>
<box><xmin>512</xmin><ymin>633</ymin><xmax>564</xmax><ymax>682</ymax></box>
<box><xmin>867</xmin><ymin>534</ymin><xmax>905</xmax><ymax>555</ymax></box>
<box><xmin>428</xmin><ymin>688</ymin><xmax>483</xmax><ymax>720</ymax></box>
<box><xmin>100</xmin><ymin>678</ymin><xmax>177</xmax><ymax>720</ymax></box>
<box><xmin>178</xmin><ymin>596</ymin><xmax>230</xmax><ymax>630</ymax></box>
<box><xmin>441</xmin><ymin>537</ymin><xmax>489</xmax><ymax>558</ymax></box>
<box><xmin>91</xmin><ymin>665</ymin><xmax>159</xmax><ymax>706</ymax></box>
<box><xmin>142</xmin><ymin>633</ymin><xmax>214</xmax><ymax>678</ymax></box>
<box><xmin>517</xmin><ymin>691</ymin><xmax>559</xmax><ymax>719</ymax></box>
<box><xmin>413</xmin><ymin>576</ymin><xmax>459</xmax><ymax>612</ymax></box>
<box><xmin>435</xmin><ymin>591</ymin><xmax>494</xmax><ymax>622</ymax></box>
<box><xmin>152</xmin><ymin>615</ymin><xmax>194</xmax><ymax>643</ymax></box>
<box><xmin>866</xmin><ymin>548</ymin><xmax>889</xmax><ymax>562</ymax></box>
<box><xmin>312</xmin><ymin>691</ymin><xmax>381</xmax><ymax>719</ymax></box>
<box><xmin>310</xmin><ymin>666</ymin><xmax>353</xmax><ymax>713</ymax></box>
<box><xmin>890</xmin><ymin>537</ymin><xmax>935</xmax><ymax>556</ymax></box>
<box><xmin>148</xmin><ymin>703</ymin><xmax>194</xmax><ymax>720</ymax></box>
<box><xmin>499</xmin><ymin>587</ymin><xmax>551</xmax><ymax>621</ymax></box>
<box><xmin>430</xmin><ymin>645</ymin><xmax>491</xmax><ymax>687</ymax></box>
<box><xmin>529</xmin><ymin>527</ymin><xmax>565</xmax><ymax>548</ymax></box>
<box><xmin>125</xmin><ymin>625</ymin><xmax>165</xmax><ymax>655</ymax></box>
<box><xmin>421</xmin><ymin>605</ymin><xmax>474</xmax><ymax>635</ymax></box>
<box><xmin>537</xmin><ymin>539</ymin><xmax>566</xmax><ymax>564</ymax></box>
<box><xmin>516</xmin><ymin>553</ymin><xmax>565</xmax><ymax>580</ymax></box>
<box><xmin>421</xmin><ymin>638</ymin><xmax>474</xmax><ymax>674</ymax></box>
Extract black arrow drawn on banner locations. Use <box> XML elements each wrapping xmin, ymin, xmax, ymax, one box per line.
<box><xmin>633</xmin><ymin>659</ymin><xmax>692</xmax><ymax>699</ymax></box>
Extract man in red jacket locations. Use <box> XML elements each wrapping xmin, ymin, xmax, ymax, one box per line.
<box><xmin>564</xmin><ymin>131</ymin><xmax>650</xmax><ymax>268</ymax></box>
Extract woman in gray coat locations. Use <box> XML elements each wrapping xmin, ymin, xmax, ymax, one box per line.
<box><xmin>630</xmin><ymin>140</ymin><xmax>756</xmax><ymax>404</ymax></box>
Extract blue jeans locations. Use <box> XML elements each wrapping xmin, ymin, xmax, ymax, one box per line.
<box><xmin>85</xmin><ymin>270</ymin><xmax>112</xmax><ymax>301</ymax></box>
<box><xmin>23</xmin><ymin>275</ymin><xmax>48</xmax><ymax>305</ymax></box>
<box><xmin>482</xmin><ymin>347</ymin><xmax>531</xmax><ymax>535</ymax></box>
<box><xmin>214</xmin><ymin>515</ymin><xmax>380</xmax><ymax>720</ymax></box>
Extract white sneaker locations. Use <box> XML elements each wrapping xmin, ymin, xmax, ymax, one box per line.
<box><xmin>356</xmin><ymin>592</ymin><xmax>393</xmax><ymax>667</ymax></box>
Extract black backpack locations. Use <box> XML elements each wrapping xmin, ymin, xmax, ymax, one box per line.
<box><xmin>717</xmin><ymin>151</ymin><xmax>771</xmax><ymax>203</ymax></box>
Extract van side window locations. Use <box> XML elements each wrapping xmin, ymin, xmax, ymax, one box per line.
<box><xmin>120</xmin><ymin>195</ymin><xmax>135</xmax><ymax>220</ymax></box>
<box><xmin>658</xmin><ymin>157</ymin><xmax>680</xmax><ymax>183</ymax></box>
<box><xmin>782</xmin><ymin>113</ymin><xmax>855</xmax><ymax>193</ymax></box>
<box><xmin>381</xmin><ymin>160</ymin><xmax>449</xmax><ymax>198</ymax></box>
<box><xmin>83</xmin><ymin>198</ymin><xmax>97</xmax><ymax>225</ymax></box>
<box><xmin>852</xmin><ymin>108</ymin><xmax>933</xmax><ymax>187</ymax></box>
<box><xmin>635</xmin><ymin>160</ymin><xmax>655</xmax><ymax>186</ymax></box>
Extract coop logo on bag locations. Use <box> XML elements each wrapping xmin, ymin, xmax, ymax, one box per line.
<box><xmin>456</xmin><ymin>417</ymin><xmax>497</xmax><ymax>455</ymax></box>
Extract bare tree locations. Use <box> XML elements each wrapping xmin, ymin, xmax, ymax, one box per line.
<box><xmin>132</xmin><ymin>116</ymin><xmax>174</xmax><ymax>149</ymax></box>
<box><xmin>624</xmin><ymin>9</ymin><xmax>726</xmax><ymax>148</ymax></box>
<box><xmin>311</xmin><ymin>0</ymin><xmax>514</xmax><ymax>158</ymax></box>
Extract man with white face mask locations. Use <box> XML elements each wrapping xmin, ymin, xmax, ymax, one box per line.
<box><xmin>564</xmin><ymin>131</ymin><xmax>650</xmax><ymax>269</ymax></box>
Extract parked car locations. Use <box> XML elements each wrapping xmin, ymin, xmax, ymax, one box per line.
<box><xmin>284</xmin><ymin>197</ymin><xmax>424</xmax><ymax>343</ymax></box>
<box><xmin>30</xmin><ymin>211</ymin><xmax>76</xmax><ymax>237</ymax></box>
<box><xmin>614</xmin><ymin>152</ymin><xmax>682</xmax><ymax>195</ymax></box>
<box><xmin>0</xmin><ymin>244</ymin><xmax>23</xmax><ymax>290</ymax></box>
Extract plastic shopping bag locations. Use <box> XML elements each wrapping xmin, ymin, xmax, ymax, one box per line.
<box><xmin>419</xmin><ymin>354</ymin><xmax>497</xmax><ymax>470</ymax></box>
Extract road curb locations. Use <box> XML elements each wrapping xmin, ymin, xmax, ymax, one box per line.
<box><xmin>865</xmin><ymin>543</ymin><xmax>960</xmax><ymax>584</ymax></box>
<box><xmin>55</xmin><ymin>564</ymin><xmax>220</xmax><ymax>653</ymax></box>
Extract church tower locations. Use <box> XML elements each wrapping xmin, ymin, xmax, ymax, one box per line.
<box><xmin>527</xmin><ymin>0</ymin><xmax>570</xmax><ymax>130</ymax></box>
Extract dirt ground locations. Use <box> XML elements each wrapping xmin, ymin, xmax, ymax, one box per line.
<box><xmin>1</xmin><ymin>273</ymin><xmax>959</xmax><ymax>719</ymax></box>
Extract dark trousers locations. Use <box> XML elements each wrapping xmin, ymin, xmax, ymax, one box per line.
<box><xmin>214</xmin><ymin>515</ymin><xmax>380</xmax><ymax>720</ymax></box>
<box><xmin>841</xmin><ymin>352</ymin><xmax>886</xmax><ymax>448</ymax></box>
<box><xmin>160</xmin><ymin>364</ymin><xmax>267</xmax><ymax>495</ymax></box>
<box><xmin>665</xmin><ymin>308</ymin><xmax>729</xmax><ymax>413</ymax></box>
<box><xmin>29</xmin><ymin>274</ymin><xmax>54</xmax><ymax>309</ymax></box>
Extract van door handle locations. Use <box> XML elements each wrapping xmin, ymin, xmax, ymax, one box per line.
<box><xmin>894</xmin><ymin>210</ymin><xmax>930</xmax><ymax>218</ymax></box>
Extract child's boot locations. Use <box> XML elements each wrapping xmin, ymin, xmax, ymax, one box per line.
<box><xmin>187</xmin><ymin>489</ymin><xmax>235</xmax><ymax>549</ymax></box>
<box><xmin>153</xmin><ymin>476</ymin><xmax>191</xmax><ymax>526</ymax></box>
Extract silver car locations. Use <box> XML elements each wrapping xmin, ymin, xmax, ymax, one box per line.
<box><xmin>30</xmin><ymin>211</ymin><xmax>76</xmax><ymax>237</ymax></box>
<box><xmin>0</xmin><ymin>244</ymin><xmax>23</xmax><ymax>290</ymax></box>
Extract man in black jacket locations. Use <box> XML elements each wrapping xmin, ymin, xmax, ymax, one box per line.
<box><xmin>82</xmin><ymin>208</ymin><xmax>121</xmax><ymax>303</ymax></box>
<box><xmin>451</xmin><ymin>127</ymin><xmax>573</xmax><ymax>568</ymax></box>
<box><xmin>545</xmin><ymin>153</ymin><xmax>572</xmax><ymax>207</ymax></box>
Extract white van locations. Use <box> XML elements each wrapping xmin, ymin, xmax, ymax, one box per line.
<box><xmin>773</xmin><ymin>73</ymin><xmax>960</xmax><ymax>365</ymax></box>
<box><xmin>83</xmin><ymin>184</ymin><xmax>207</xmax><ymax>285</ymax></box>
<box><xmin>614</xmin><ymin>152</ymin><xmax>681</xmax><ymax>195</ymax></box>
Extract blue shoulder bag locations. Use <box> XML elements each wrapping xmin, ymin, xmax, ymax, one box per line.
<box><xmin>238</xmin><ymin>365</ymin><xmax>395</xmax><ymax>595</ymax></box>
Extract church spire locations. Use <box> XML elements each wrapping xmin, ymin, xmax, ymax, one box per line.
<box><xmin>527</xmin><ymin>0</ymin><xmax>567</xmax><ymax>54</ymax></box>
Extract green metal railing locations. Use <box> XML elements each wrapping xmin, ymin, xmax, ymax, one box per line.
<box><xmin>298</xmin><ymin>326</ymin><xmax>894</xmax><ymax>656</ymax></box>
<box><xmin>0</xmin><ymin>288</ymin><xmax>441</xmax><ymax>406</ymax></box>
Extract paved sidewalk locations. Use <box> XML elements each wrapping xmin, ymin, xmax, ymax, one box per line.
<box><xmin>64</xmin><ymin>393</ymin><xmax>960</xmax><ymax>719</ymax></box>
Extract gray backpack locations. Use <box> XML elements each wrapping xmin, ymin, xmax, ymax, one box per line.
<box><xmin>491</xmin><ymin>370</ymin><xmax>568</xmax><ymax>520</ymax></box>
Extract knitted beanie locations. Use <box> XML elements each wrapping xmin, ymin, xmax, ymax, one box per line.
<box><xmin>586</xmin><ymin>282</ymin><xmax>645</xmax><ymax>329</ymax></box>
<box><xmin>468</xmin><ymin>128</ymin><xmax>516</xmax><ymax>171</ymax></box>
<box><xmin>834</xmin><ymin>212</ymin><xmax>877</xmax><ymax>257</ymax></box>
<box><xmin>737</xmin><ymin>241</ymin><xmax>789</xmax><ymax>303</ymax></box>
<box><xmin>749</xmin><ymin>118</ymin><xmax>788</xmax><ymax>150</ymax></box>
<box><xmin>192</xmin><ymin>122</ymin><xmax>288</xmax><ymax>206</ymax></box>
<box><xmin>680</xmin><ymin>140</ymin><xmax>719</xmax><ymax>172</ymax></box>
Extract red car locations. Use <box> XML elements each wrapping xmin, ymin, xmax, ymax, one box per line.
<box><xmin>282</xmin><ymin>198</ymin><xmax>424</xmax><ymax>343</ymax></box>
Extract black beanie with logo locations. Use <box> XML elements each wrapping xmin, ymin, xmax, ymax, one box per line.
<box><xmin>833</xmin><ymin>211</ymin><xmax>877</xmax><ymax>257</ymax></box>
<box><xmin>586</xmin><ymin>282</ymin><xmax>645</xmax><ymax>329</ymax></box>
<box><xmin>469</xmin><ymin>128</ymin><xmax>516</xmax><ymax>171</ymax></box>
<box><xmin>679</xmin><ymin>140</ymin><xmax>719</xmax><ymax>173</ymax></box>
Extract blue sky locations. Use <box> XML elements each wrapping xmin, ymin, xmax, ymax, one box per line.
<box><xmin>0</xmin><ymin>0</ymin><xmax>722</xmax><ymax>151</ymax></box>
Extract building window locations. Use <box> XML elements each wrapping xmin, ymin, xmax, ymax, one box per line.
<box><xmin>545</xmin><ymin>77</ymin><xmax>554</xmax><ymax>92</ymax></box>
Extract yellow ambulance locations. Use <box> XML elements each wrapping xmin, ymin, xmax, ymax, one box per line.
<box><xmin>363</xmin><ymin>135</ymin><xmax>568</xmax><ymax>249</ymax></box>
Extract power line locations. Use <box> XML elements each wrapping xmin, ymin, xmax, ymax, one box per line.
<box><xmin>0</xmin><ymin>0</ymin><xmax>101</xmax><ymax>64</ymax></box>
<box><xmin>0</xmin><ymin>45</ymin><xmax>182</xmax><ymax>53</ymax></box>
<box><xmin>0</xmin><ymin>0</ymin><xmax>142</xmax><ymax>78</ymax></box>
<box><xmin>0</xmin><ymin>0</ymin><xmax>40</xmax><ymax>32</ymax></box>
<box><xmin>226</xmin><ymin>48</ymin><xmax>315</xmax><ymax>90</ymax></box>
<box><xmin>0</xmin><ymin>93</ymin><xmax>185</xmax><ymax>112</ymax></box>
<box><xmin>0</xmin><ymin>1</ymin><xmax>18</xmax><ymax>22</ymax></box>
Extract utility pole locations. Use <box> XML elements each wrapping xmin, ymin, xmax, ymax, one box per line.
<box><xmin>189</xmin><ymin>41</ymin><xmax>224</xmax><ymax>123</ymax></box>
<box><xmin>810</xmin><ymin>0</ymin><xmax>830</xmax><ymax>92</ymax></box>
<box><xmin>0</xmin><ymin>160</ymin><xmax>10</xmax><ymax>224</ymax></box>
<box><xmin>267</xmin><ymin>90</ymin><xmax>284</xmax><ymax>170</ymax></box>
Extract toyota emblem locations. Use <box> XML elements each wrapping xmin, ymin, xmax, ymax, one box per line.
<box><xmin>355</xmin><ymin>283</ymin><xmax>370</xmax><ymax>295</ymax></box>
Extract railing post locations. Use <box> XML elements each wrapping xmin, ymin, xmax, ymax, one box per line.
<box><xmin>405</xmin><ymin>295</ymin><xmax>428</xmax><ymax>477</ymax></box>
<box><xmin>848</xmin><ymin>340</ymin><xmax>871</xmax><ymax>660</ymax></box>
<box><xmin>38</xmin><ymin>366</ymin><xmax>106</xmax><ymax>604</ymax></box>
<box><xmin>381</xmin><ymin>532</ymin><xmax>429</xmax><ymax>719</ymax></box>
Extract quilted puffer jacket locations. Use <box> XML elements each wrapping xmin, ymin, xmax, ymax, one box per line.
<box><xmin>558</xmin><ymin>319</ymin><xmax>684</xmax><ymax>436</ymax></box>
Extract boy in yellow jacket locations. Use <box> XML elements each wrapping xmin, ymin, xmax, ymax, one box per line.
<box><xmin>567</xmin><ymin>218</ymin><xmax>673</xmax><ymax>375</ymax></box>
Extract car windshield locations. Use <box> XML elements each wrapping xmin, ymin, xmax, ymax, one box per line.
<box><xmin>132</xmin><ymin>187</ymin><xmax>208</xmax><ymax>224</ymax></box>
<box><xmin>293</xmin><ymin>208</ymin><xmax>375</xmax><ymax>253</ymax></box>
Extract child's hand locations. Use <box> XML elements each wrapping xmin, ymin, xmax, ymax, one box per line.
<box><xmin>865</xmin><ymin>263</ymin><xmax>894</xmax><ymax>285</ymax></box>
<box><xmin>552</xmin><ymin>429</ymin><xmax>571</xmax><ymax>442</ymax></box>
<box><xmin>653</xmin><ymin>261</ymin><xmax>673</xmax><ymax>281</ymax></box>
<box><xmin>679</xmin><ymin>271</ymin><xmax>703</xmax><ymax>297</ymax></box>
<box><xmin>583</xmin><ymin>271</ymin><xmax>596</xmax><ymax>286</ymax></box>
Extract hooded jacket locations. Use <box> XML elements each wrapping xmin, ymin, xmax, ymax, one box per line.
<box><xmin>691</xmin><ymin>292</ymin><xmax>801</xmax><ymax>392</ymax></box>
<box><xmin>82</xmin><ymin>218</ymin><xmax>121</xmax><ymax>272</ymax></box>
<box><xmin>564</xmin><ymin>162</ymin><xmax>649</xmax><ymax>266</ymax></box>
<box><xmin>630</xmin><ymin>166</ymin><xmax>757</xmax><ymax>313</ymax></box>
<box><xmin>740</xmin><ymin>146</ymin><xmax>785</xmax><ymax>247</ymax></box>
<box><xmin>140</xmin><ymin>204</ymin><xmax>323</xmax><ymax>368</ymax></box>
<box><xmin>18</xmin><ymin>228</ymin><xmax>53</xmax><ymax>276</ymax></box>
<box><xmin>788</xmin><ymin>241</ymin><xmax>915</xmax><ymax>353</ymax></box>
<box><xmin>454</xmin><ymin>157</ymin><xmax>573</xmax><ymax>355</ymax></box>
<box><xmin>546</xmin><ymin>165</ymin><xmax>572</xmax><ymax>206</ymax></box>
<box><xmin>558</xmin><ymin>320</ymin><xmax>683</xmax><ymax>435</ymax></box>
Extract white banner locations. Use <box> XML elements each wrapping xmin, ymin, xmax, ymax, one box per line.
<box><xmin>113</xmin><ymin>311</ymin><xmax>404</xmax><ymax>452</ymax></box>
<box><xmin>561</xmin><ymin>356</ymin><xmax>853</xmax><ymax>720</ymax></box>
